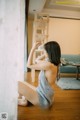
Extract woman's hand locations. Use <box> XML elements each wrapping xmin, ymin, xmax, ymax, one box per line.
<box><xmin>32</xmin><ymin>42</ymin><xmax>42</xmax><ymax>51</ymax></box>
<box><xmin>35</xmin><ymin>54</ymin><xmax>45</xmax><ymax>63</ymax></box>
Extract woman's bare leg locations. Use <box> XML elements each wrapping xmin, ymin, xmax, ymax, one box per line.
<box><xmin>18</xmin><ymin>81</ymin><xmax>39</xmax><ymax>106</ymax></box>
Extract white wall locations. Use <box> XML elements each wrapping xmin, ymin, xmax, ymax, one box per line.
<box><xmin>0</xmin><ymin>0</ymin><xmax>25</xmax><ymax>119</ymax></box>
<box><xmin>48</xmin><ymin>18</ymin><xmax>80</xmax><ymax>54</ymax></box>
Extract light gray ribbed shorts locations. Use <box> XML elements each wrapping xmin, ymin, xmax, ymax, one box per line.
<box><xmin>37</xmin><ymin>93</ymin><xmax>50</xmax><ymax>109</ymax></box>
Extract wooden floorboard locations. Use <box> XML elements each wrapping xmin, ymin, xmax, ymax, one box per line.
<box><xmin>18</xmin><ymin>72</ymin><xmax>80</xmax><ymax>120</ymax></box>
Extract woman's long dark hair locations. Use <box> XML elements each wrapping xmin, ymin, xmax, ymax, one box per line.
<box><xmin>44</xmin><ymin>41</ymin><xmax>61</xmax><ymax>66</ymax></box>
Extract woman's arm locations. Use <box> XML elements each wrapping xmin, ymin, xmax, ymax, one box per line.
<box><xmin>27</xmin><ymin>42</ymin><xmax>51</xmax><ymax>71</ymax></box>
<box><xmin>27</xmin><ymin>60</ymin><xmax>52</xmax><ymax>71</ymax></box>
<box><xmin>27</xmin><ymin>42</ymin><xmax>41</xmax><ymax>67</ymax></box>
<box><xmin>27</xmin><ymin>47</ymin><xmax>35</xmax><ymax>67</ymax></box>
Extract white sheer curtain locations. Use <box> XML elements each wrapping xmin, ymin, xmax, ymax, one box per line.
<box><xmin>0</xmin><ymin>0</ymin><xmax>25</xmax><ymax>120</ymax></box>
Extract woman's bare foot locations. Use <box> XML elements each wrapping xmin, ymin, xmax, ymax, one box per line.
<box><xmin>18</xmin><ymin>96</ymin><xmax>28</xmax><ymax>106</ymax></box>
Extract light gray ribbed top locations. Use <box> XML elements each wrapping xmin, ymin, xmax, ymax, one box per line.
<box><xmin>36</xmin><ymin>68</ymin><xmax>54</xmax><ymax>105</ymax></box>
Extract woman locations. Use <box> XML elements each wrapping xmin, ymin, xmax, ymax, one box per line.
<box><xmin>18</xmin><ymin>41</ymin><xmax>61</xmax><ymax>109</ymax></box>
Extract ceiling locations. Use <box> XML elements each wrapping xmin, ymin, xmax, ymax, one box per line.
<box><xmin>44</xmin><ymin>0</ymin><xmax>80</xmax><ymax>11</ymax></box>
<box><xmin>29</xmin><ymin>0</ymin><xmax>80</xmax><ymax>19</ymax></box>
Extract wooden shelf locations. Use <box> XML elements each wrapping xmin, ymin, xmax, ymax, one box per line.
<box><xmin>34</xmin><ymin>19</ymin><xmax>49</xmax><ymax>23</ymax></box>
<box><xmin>31</xmin><ymin>13</ymin><xmax>49</xmax><ymax>82</ymax></box>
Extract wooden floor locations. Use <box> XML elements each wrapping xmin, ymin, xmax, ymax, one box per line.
<box><xmin>18</xmin><ymin>72</ymin><xmax>80</xmax><ymax>120</ymax></box>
